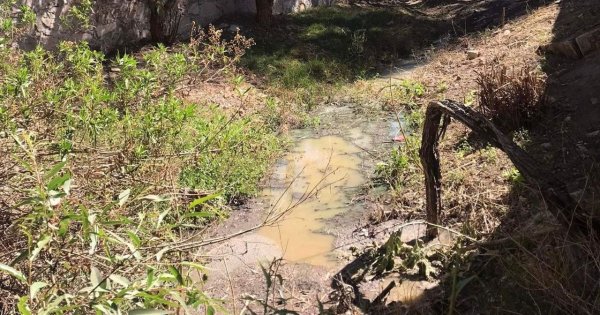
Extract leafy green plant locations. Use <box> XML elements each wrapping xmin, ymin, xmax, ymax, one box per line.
<box><xmin>349</xmin><ymin>29</ymin><xmax>367</xmax><ymax>56</ymax></box>
<box><xmin>480</xmin><ymin>145</ymin><xmax>498</xmax><ymax>164</ymax></box>
<box><xmin>503</xmin><ymin>167</ymin><xmax>524</xmax><ymax>186</ymax></box>
<box><xmin>0</xmin><ymin>21</ymin><xmax>277</xmax><ymax>313</ymax></box>
<box><xmin>382</xmin><ymin>79</ymin><xmax>426</xmax><ymax>110</ymax></box>
<box><xmin>1</xmin><ymin>133</ymin><xmax>222</xmax><ymax>313</ymax></box>
<box><xmin>463</xmin><ymin>90</ymin><xmax>477</xmax><ymax>107</ymax></box>
<box><xmin>455</xmin><ymin>139</ymin><xmax>474</xmax><ymax>158</ymax></box>
<box><xmin>375</xmin><ymin>147</ymin><xmax>409</xmax><ymax>188</ymax></box>
<box><xmin>179</xmin><ymin>107</ymin><xmax>281</xmax><ymax>201</ymax></box>
<box><xmin>0</xmin><ymin>1</ymin><xmax>36</xmax><ymax>42</ymax></box>
<box><xmin>61</xmin><ymin>0</ymin><xmax>95</xmax><ymax>30</ymax></box>
<box><xmin>372</xmin><ymin>232</ymin><xmax>438</xmax><ymax>279</ymax></box>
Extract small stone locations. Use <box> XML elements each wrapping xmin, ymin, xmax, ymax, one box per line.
<box><xmin>541</xmin><ymin>142</ymin><xmax>551</xmax><ymax>150</ymax></box>
<box><xmin>591</xmin><ymin>97</ymin><xmax>598</xmax><ymax>105</ymax></box>
<box><xmin>503</xmin><ymin>29</ymin><xmax>511</xmax><ymax>36</ymax></box>
<box><xmin>467</xmin><ymin>50</ymin><xmax>480</xmax><ymax>60</ymax></box>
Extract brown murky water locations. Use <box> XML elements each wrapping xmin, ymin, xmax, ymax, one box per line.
<box><xmin>259</xmin><ymin>135</ymin><xmax>369</xmax><ymax>267</ymax></box>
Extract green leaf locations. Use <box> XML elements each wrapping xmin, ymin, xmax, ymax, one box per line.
<box><xmin>129</xmin><ymin>309</ymin><xmax>171</xmax><ymax>315</ymax></box>
<box><xmin>105</xmin><ymin>229</ymin><xmax>141</xmax><ymax>260</ymax></box>
<box><xmin>17</xmin><ymin>296</ymin><xmax>31</xmax><ymax>315</ymax></box>
<box><xmin>206</xmin><ymin>305</ymin><xmax>215</xmax><ymax>315</ymax></box>
<box><xmin>43</xmin><ymin>294</ymin><xmax>70</xmax><ymax>313</ymax></box>
<box><xmin>118</xmin><ymin>189</ymin><xmax>131</xmax><ymax>207</ymax></box>
<box><xmin>30</xmin><ymin>234</ymin><xmax>52</xmax><ymax>261</ymax></box>
<box><xmin>0</xmin><ymin>263</ymin><xmax>26</xmax><ymax>283</ymax></box>
<box><xmin>30</xmin><ymin>281</ymin><xmax>48</xmax><ymax>300</ymax></box>
<box><xmin>169</xmin><ymin>291</ymin><xmax>187</xmax><ymax>311</ymax></box>
<box><xmin>58</xmin><ymin>217</ymin><xmax>71</xmax><ymax>237</ymax></box>
<box><xmin>168</xmin><ymin>266</ymin><xmax>184</xmax><ymax>285</ymax></box>
<box><xmin>146</xmin><ymin>268</ymin><xmax>155</xmax><ymax>289</ymax></box>
<box><xmin>188</xmin><ymin>193</ymin><xmax>220</xmax><ymax>209</ymax></box>
<box><xmin>126</xmin><ymin>231</ymin><xmax>141</xmax><ymax>248</ymax></box>
<box><xmin>47</xmin><ymin>173</ymin><xmax>71</xmax><ymax>191</ymax></box>
<box><xmin>43</xmin><ymin>161</ymin><xmax>66</xmax><ymax>180</ymax></box>
<box><xmin>135</xmin><ymin>291</ymin><xmax>175</xmax><ymax>306</ymax></box>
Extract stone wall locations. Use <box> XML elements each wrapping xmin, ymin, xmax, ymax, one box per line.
<box><xmin>17</xmin><ymin>0</ymin><xmax>334</xmax><ymax>52</ymax></box>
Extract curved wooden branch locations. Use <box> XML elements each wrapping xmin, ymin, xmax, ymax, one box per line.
<box><xmin>419</xmin><ymin>100</ymin><xmax>599</xmax><ymax>238</ymax></box>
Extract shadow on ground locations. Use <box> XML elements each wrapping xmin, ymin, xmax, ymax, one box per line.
<box><xmin>243</xmin><ymin>5</ymin><xmax>447</xmax><ymax>88</ymax></box>
<box><xmin>241</xmin><ymin>0</ymin><xmax>551</xmax><ymax>89</ymax></box>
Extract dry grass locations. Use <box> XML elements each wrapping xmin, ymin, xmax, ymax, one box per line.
<box><xmin>476</xmin><ymin>65</ymin><xmax>546</xmax><ymax>132</ymax></box>
<box><xmin>376</xmin><ymin>4</ymin><xmax>600</xmax><ymax>313</ymax></box>
<box><xmin>501</xmin><ymin>231</ymin><xmax>600</xmax><ymax>314</ymax></box>
<box><xmin>374</xmin><ymin>4</ymin><xmax>560</xmax><ymax>232</ymax></box>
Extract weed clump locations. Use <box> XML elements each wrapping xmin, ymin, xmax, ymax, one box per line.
<box><xmin>476</xmin><ymin>65</ymin><xmax>545</xmax><ymax>132</ymax></box>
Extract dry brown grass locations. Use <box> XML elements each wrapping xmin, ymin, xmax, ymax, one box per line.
<box><xmin>476</xmin><ymin>65</ymin><xmax>546</xmax><ymax>132</ymax></box>
<box><xmin>372</xmin><ymin>4</ymin><xmax>559</xmax><ymax>231</ymax></box>
<box><xmin>503</xmin><ymin>231</ymin><xmax>600</xmax><ymax>314</ymax></box>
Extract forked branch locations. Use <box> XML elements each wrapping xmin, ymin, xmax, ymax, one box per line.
<box><xmin>419</xmin><ymin>100</ymin><xmax>599</xmax><ymax>238</ymax></box>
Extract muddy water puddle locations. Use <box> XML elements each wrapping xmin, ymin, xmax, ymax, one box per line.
<box><xmin>257</xmin><ymin>106</ymin><xmax>402</xmax><ymax>267</ymax></box>
<box><xmin>205</xmin><ymin>106</ymin><xmax>403</xmax><ymax>274</ymax></box>
<box><xmin>259</xmin><ymin>135</ymin><xmax>368</xmax><ymax>266</ymax></box>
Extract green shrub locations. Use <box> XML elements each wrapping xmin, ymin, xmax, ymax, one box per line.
<box><xmin>0</xmin><ymin>18</ymin><xmax>277</xmax><ymax>313</ymax></box>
